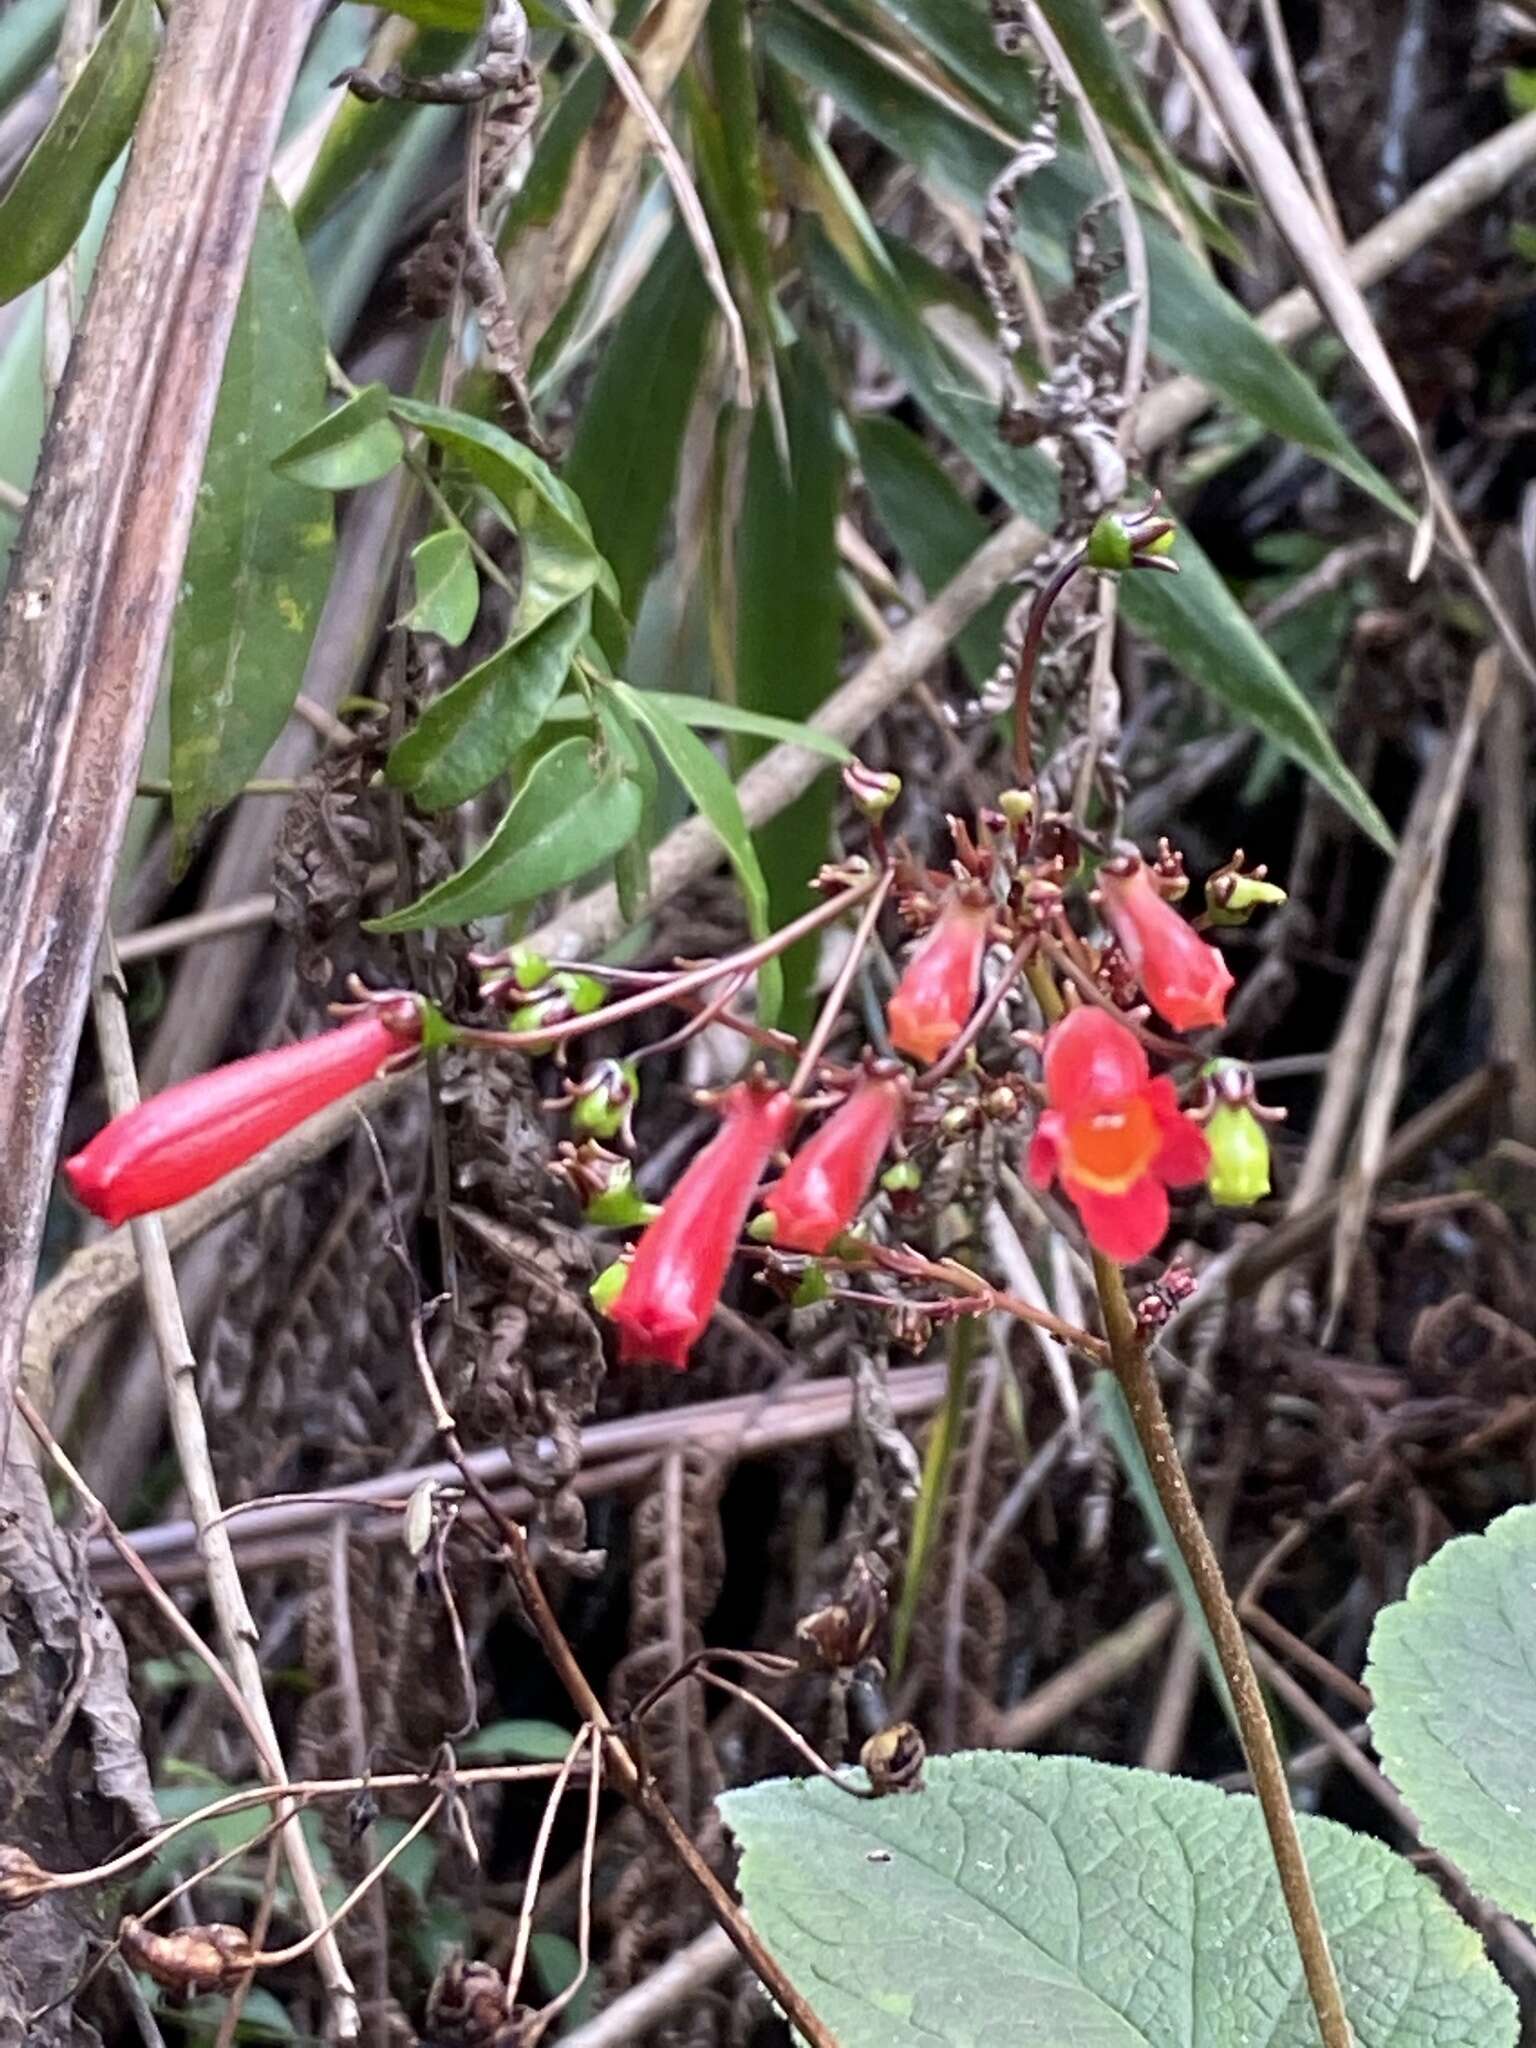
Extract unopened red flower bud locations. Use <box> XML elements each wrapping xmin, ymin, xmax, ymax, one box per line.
<box><xmin>1098</xmin><ymin>857</ymin><xmax>1233</xmax><ymax>1033</ymax></box>
<box><xmin>63</xmin><ymin>1009</ymin><xmax>419</xmax><ymax>1227</ymax></box>
<box><xmin>759</xmin><ymin>1075</ymin><xmax>906</xmax><ymax>1254</ymax></box>
<box><xmin>608</xmin><ymin>1083</ymin><xmax>794</xmax><ymax>1369</ymax></box>
<box><xmin>887</xmin><ymin>893</ymin><xmax>991</xmax><ymax>1064</ymax></box>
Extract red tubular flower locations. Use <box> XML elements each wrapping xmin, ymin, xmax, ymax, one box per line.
<box><xmin>609</xmin><ymin>1083</ymin><xmax>795</xmax><ymax>1370</ymax></box>
<box><xmin>887</xmin><ymin>894</ymin><xmax>991</xmax><ymax>1064</ymax></box>
<box><xmin>1027</xmin><ymin>1006</ymin><xmax>1209</xmax><ymax>1262</ymax></box>
<box><xmin>63</xmin><ymin>1009</ymin><xmax>418</xmax><ymax>1228</ymax></box>
<box><xmin>760</xmin><ymin>1075</ymin><xmax>906</xmax><ymax>1253</ymax></box>
<box><xmin>1099</xmin><ymin>859</ymin><xmax>1234</xmax><ymax>1032</ymax></box>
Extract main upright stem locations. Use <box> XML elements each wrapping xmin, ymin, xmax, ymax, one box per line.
<box><xmin>1093</xmin><ymin>1254</ymin><xmax>1354</xmax><ymax>2048</ymax></box>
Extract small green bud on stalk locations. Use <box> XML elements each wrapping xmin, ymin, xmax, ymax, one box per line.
<box><xmin>1205</xmin><ymin>1103</ymin><xmax>1272</xmax><ymax>1206</ymax></box>
<box><xmin>589</xmin><ymin>1257</ymin><xmax>631</xmax><ymax>1314</ymax></box>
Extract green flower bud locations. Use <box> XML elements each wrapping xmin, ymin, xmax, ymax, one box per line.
<box><xmin>1205</xmin><ymin>1104</ymin><xmax>1272</xmax><ymax>1208</ymax></box>
<box><xmin>571</xmin><ymin>1058</ymin><xmax>640</xmax><ymax>1141</ymax></box>
<box><xmin>1086</xmin><ymin>513</ymin><xmax>1134</xmax><ymax>572</ymax></box>
<box><xmin>998</xmin><ymin>788</ymin><xmax>1035</xmax><ymax>827</ymax></box>
<box><xmin>748</xmin><ymin>1210</ymin><xmax>778</xmax><ymax>1243</ymax></box>
<box><xmin>508</xmin><ymin>945</ymin><xmax>553</xmax><ymax>992</ymax></box>
<box><xmin>880</xmin><ymin>1159</ymin><xmax>922</xmax><ymax>1194</ymax></box>
<box><xmin>584</xmin><ymin>1171</ymin><xmax>659</xmax><ymax>1228</ymax></box>
<box><xmin>791</xmin><ymin>1262</ymin><xmax>830</xmax><ymax>1309</ymax></box>
<box><xmin>1204</xmin><ymin>871</ymin><xmax>1288</xmax><ymax>927</ymax></box>
<box><xmin>843</xmin><ymin>759</ymin><xmax>902</xmax><ymax>821</ymax></box>
<box><xmin>1139</xmin><ymin>525</ymin><xmax>1177</xmax><ymax>558</ymax></box>
<box><xmin>507</xmin><ymin>971</ymin><xmax>606</xmax><ymax>1051</ymax></box>
<box><xmin>589</xmin><ymin>1258</ymin><xmax>630</xmax><ymax>1315</ymax></box>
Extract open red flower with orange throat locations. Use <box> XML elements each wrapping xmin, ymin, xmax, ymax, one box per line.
<box><xmin>1027</xmin><ymin>1006</ymin><xmax>1209</xmax><ymax>1261</ymax></box>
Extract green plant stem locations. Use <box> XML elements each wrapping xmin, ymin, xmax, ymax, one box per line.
<box><xmin>1092</xmin><ymin>1253</ymin><xmax>1354</xmax><ymax>2048</ymax></box>
<box><xmin>890</xmin><ymin>1315</ymin><xmax>977</xmax><ymax>1678</ymax></box>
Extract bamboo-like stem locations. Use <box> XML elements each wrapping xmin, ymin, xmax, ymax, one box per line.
<box><xmin>1091</xmin><ymin>1253</ymin><xmax>1354</xmax><ymax>2048</ymax></box>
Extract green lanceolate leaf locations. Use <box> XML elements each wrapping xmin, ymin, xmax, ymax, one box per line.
<box><xmin>736</xmin><ymin>342</ymin><xmax>843</xmax><ymax>1029</ymax></box>
<box><xmin>370</xmin><ymin>734</ymin><xmax>642</xmax><ymax>930</ymax></box>
<box><xmin>170</xmin><ymin>189</ymin><xmax>334</xmax><ymax>865</ymax></box>
<box><xmin>613</xmin><ymin>681</ymin><xmax>783</xmax><ymax>1028</ymax></box>
<box><xmin>1367</xmin><ymin>1503</ymin><xmax>1536</xmax><ymax>1924</ymax></box>
<box><xmin>391</xmin><ymin>395</ymin><xmax>613</xmax><ymax>615</ymax></box>
<box><xmin>403</xmin><ymin>527</ymin><xmax>480</xmax><ymax>646</ymax></box>
<box><xmin>0</xmin><ymin>0</ymin><xmax>157</xmax><ymax>305</ymax></box>
<box><xmin>272</xmin><ymin>382</ymin><xmax>404</xmax><ymax>490</ymax></box>
<box><xmin>627</xmin><ymin>694</ymin><xmax>851</xmax><ymax>760</ymax></box>
<box><xmin>855</xmin><ymin>414</ymin><xmax>1008</xmax><ymax>689</ymax></box>
<box><xmin>562</xmin><ymin>226</ymin><xmax>714</xmax><ymax>624</ymax></box>
<box><xmin>1120</xmin><ymin>541</ymin><xmax>1391</xmax><ymax>850</ymax></box>
<box><xmin>721</xmin><ymin>1752</ymin><xmax>1516</xmax><ymax>2048</ymax></box>
<box><xmin>804</xmin><ymin>221</ymin><xmax>1388</xmax><ymax>847</ymax></box>
<box><xmin>771</xmin><ymin>0</ymin><xmax>1406</xmax><ymax>521</ymax></box>
<box><xmin>386</xmin><ymin>591</ymin><xmax>594</xmax><ymax>812</ymax></box>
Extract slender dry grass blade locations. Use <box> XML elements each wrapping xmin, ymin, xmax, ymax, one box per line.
<box><xmin>1327</xmin><ymin>652</ymin><xmax>1501</xmax><ymax>1329</ymax></box>
<box><xmin>1159</xmin><ymin>0</ymin><xmax>1434</xmax><ymax>569</ymax></box>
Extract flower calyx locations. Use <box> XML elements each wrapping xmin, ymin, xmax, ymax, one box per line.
<box><xmin>843</xmin><ymin>757</ymin><xmax>902</xmax><ymax>822</ymax></box>
<box><xmin>547</xmin><ymin>1141</ymin><xmax>658</xmax><ymax>1227</ymax></box>
<box><xmin>1134</xmin><ymin>1260</ymin><xmax>1199</xmax><ymax>1335</ymax></box>
<box><xmin>567</xmin><ymin>1057</ymin><xmax>640</xmax><ymax>1145</ymax></box>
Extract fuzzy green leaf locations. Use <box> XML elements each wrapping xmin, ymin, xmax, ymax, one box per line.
<box><xmin>272</xmin><ymin>382</ymin><xmax>404</xmax><ymax>490</ymax></box>
<box><xmin>403</xmin><ymin>528</ymin><xmax>480</xmax><ymax>647</ymax></box>
<box><xmin>0</xmin><ymin>0</ymin><xmax>157</xmax><ymax>304</ymax></box>
<box><xmin>721</xmin><ymin>1752</ymin><xmax>1516</xmax><ymax>2048</ymax></box>
<box><xmin>169</xmin><ymin>190</ymin><xmax>334</xmax><ymax>864</ymax></box>
<box><xmin>1368</xmin><ymin>1503</ymin><xmax>1536</xmax><ymax>1925</ymax></box>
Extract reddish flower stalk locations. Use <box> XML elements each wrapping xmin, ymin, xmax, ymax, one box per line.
<box><xmin>63</xmin><ymin>1008</ymin><xmax>419</xmax><ymax>1227</ymax></box>
<box><xmin>609</xmin><ymin>1083</ymin><xmax>795</xmax><ymax>1370</ymax></box>
<box><xmin>887</xmin><ymin>893</ymin><xmax>991</xmax><ymax>1064</ymax></box>
<box><xmin>1098</xmin><ymin>858</ymin><xmax>1233</xmax><ymax>1033</ymax></box>
<box><xmin>760</xmin><ymin>1075</ymin><xmax>907</xmax><ymax>1253</ymax></box>
<box><xmin>1027</xmin><ymin>1006</ymin><xmax>1208</xmax><ymax>1262</ymax></box>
